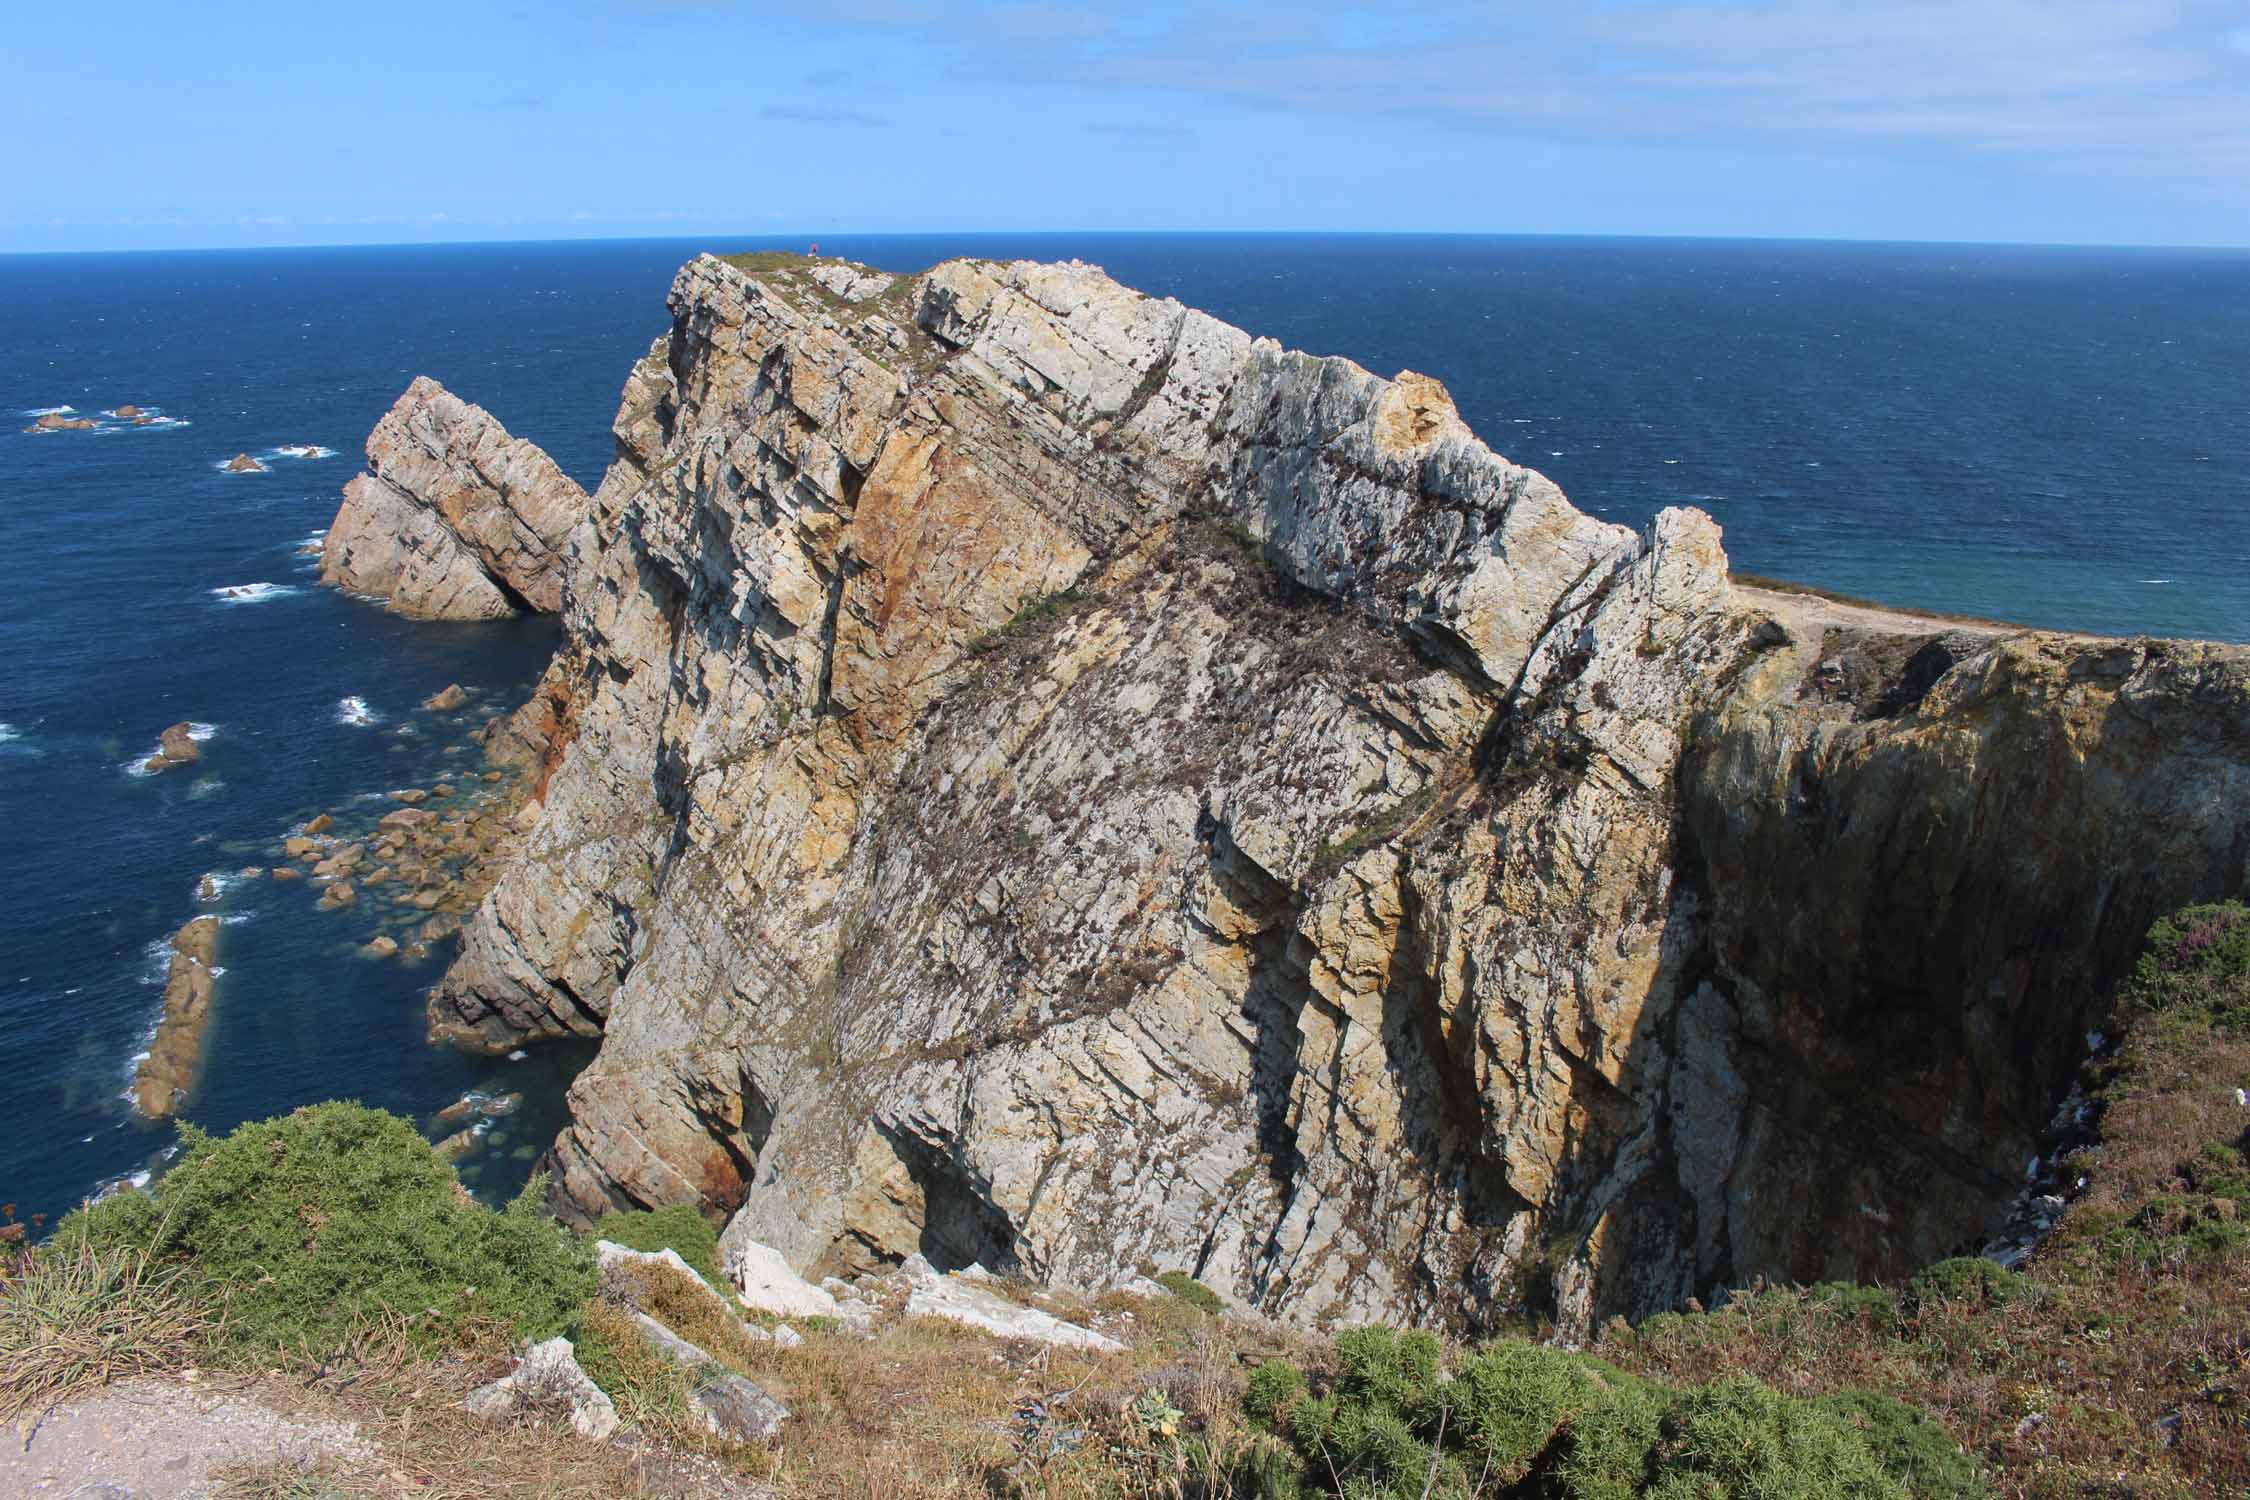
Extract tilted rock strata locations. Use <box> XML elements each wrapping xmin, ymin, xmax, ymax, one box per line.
<box><xmin>131</xmin><ymin>915</ymin><xmax>222</xmax><ymax>1118</ymax></box>
<box><xmin>320</xmin><ymin>376</ymin><xmax>588</xmax><ymax>620</ymax></box>
<box><xmin>426</xmin><ymin>252</ymin><xmax>2250</xmax><ymax>1334</ymax></box>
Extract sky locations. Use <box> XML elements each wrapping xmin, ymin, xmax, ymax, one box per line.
<box><xmin>6</xmin><ymin>0</ymin><xmax>2250</xmax><ymax>252</ymax></box>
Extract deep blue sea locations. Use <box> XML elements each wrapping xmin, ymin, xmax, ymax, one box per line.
<box><xmin>3</xmin><ymin>233</ymin><xmax>2246</xmax><ymax>1221</ymax></box>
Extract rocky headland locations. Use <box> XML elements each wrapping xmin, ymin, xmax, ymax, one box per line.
<box><xmin>319</xmin><ymin>376</ymin><xmax>590</xmax><ymax>619</ymax></box>
<box><xmin>318</xmin><ymin>251</ymin><xmax>2250</xmax><ymax>1339</ymax></box>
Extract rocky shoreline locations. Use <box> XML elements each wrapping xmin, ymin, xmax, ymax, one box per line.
<box><xmin>124</xmin><ymin>684</ymin><xmax>541</xmax><ymax>1123</ymax></box>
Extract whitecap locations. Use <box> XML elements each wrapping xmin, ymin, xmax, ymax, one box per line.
<box><xmin>336</xmin><ymin>696</ymin><xmax>379</xmax><ymax>727</ymax></box>
<box><xmin>21</xmin><ymin>405</ymin><xmax>76</xmax><ymax>416</ymax></box>
<box><xmin>0</xmin><ymin>722</ymin><xmax>17</xmax><ymax>743</ymax></box>
<box><xmin>211</xmin><ymin>582</ymin><xmax>297</xmax><ymax>604</ymax></box>
<box><xmin>1662</xmin><ymin>458</ymin><xmax>1681</xmax><ymax>465</ymax></box>
<box><xmin>2139</xmin><ymin>578</ymin><xmax>2174</xmax><ymax>585</ymax></box>
<box><xmin>185</xmin><ymin>722</ymin><xmax>218</xmax><ymax>742</ymax></box>
<box><xmin>138</xmin><ymin>938</ymin><xmax>172</xmax><ymax>984</ymax></box>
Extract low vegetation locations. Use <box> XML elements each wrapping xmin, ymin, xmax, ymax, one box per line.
<box><xmin>53</xmin><ymin>1100</ymin><xmax>591</xmax><ymax>1355</ymax></box>
<box><xmin>0</xmin><ymin>904</ymin><xmax>2242</xmax><ymax>1496</ymax></box>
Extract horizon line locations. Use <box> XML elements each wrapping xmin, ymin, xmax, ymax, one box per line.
<box><xmin>7</xmin><ymin>226</ymin><xmax>2250</xmax><ymax>261</ymax></box>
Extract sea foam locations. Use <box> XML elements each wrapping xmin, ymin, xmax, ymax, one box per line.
<box><xmin>211</xmin><ymin>582</ymin><xmax>297</xmax><ymax>604</ymax></box>
<box><xmin>336</xmin><ymin>696</ymin><xmax>380</xmax><ymax>727</ymax></box>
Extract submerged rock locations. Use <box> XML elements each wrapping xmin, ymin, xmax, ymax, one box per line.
<box><xmin>422</xmin><ymin>683</ymin><xmax>468</xmax><ymax>712</ymax></box>
<box><xmin>130</xmin><ymin>916</ymin><xmax>222</xmax><ymax>1118</ymax></box>
<box><xmin>319</xmin><ymin>377</ymin><xmax>589</xmax><ymax>620</ymax></box>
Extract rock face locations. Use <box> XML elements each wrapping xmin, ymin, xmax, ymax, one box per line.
<box><xmin>422</xmin><ymin>252</ymin><xmax>2250</xmax><ymax>1336</ymax></box>
<box><xmin>319</xmin><ymin>376</ymin><xmax>589</xmax><ymax>620</ymax></box>
<box><xmin>131</xmin><ymin>915</ymin><xmax>222</xmax><ymax>1117</ymax></box>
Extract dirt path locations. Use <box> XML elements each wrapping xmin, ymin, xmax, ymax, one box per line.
<box><xmin>3</xmin><ymin>1375</ymin><xmax>370</xmax><ymax>1499</ymax></box>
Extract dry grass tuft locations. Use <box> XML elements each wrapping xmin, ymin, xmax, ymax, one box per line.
<box><xmin>0</xmin><ymin>1223</ymin><xmax>213</xmax><ymax>1432</ymax></box>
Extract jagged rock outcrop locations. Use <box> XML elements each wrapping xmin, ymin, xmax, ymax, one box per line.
<box><xmin>320</xmin><ymin>376</ymin><xmax>588</xmax><ymax>619</ymax></box>
<box><xmin>421</xmin><ymin>252</ymin><xmax>2250</xmax><ymax>1335</ymax></box>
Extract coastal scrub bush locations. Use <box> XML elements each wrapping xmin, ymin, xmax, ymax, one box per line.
<box><xmin>1905</xmin><ymin>1257</ymin><xmax>2029</xmax><ymax>1314</ymax></box>
<box><xmin>592</xmin><ymin>1202</ymin><xmax>726</xmax><ymax>1290</ymax></box>
<box><xmin>1244</xmin><ymin>1327</ymin><xmax>1969</xmax><ymax>1499</ymax></box>
<box><xmin>56</xmin><ymin>1101</ymin><xmax>591</xmax><ymax>1355</ymax></box>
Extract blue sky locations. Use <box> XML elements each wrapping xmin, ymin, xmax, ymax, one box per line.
<box><xmin>7</xmin><ymin>0</ymin><xmax>2249</xmax><ymax>251</ymax></box>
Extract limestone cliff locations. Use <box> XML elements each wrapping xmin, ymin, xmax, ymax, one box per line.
<box><xmin>421</xmin><ymin>251</ymin><xmax>2250</xmax><ymax>1333</ymax></box>
<box><xmin>321</xmin><ymin>376</ymin><xmax>588</xmax><ymax>619</ymax></box>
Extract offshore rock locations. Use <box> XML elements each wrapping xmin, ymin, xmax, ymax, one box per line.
<box><xmin>130</xmin><ymin>915</ymin><xmax>221</xmax><ymax>1118</ymax></box>
<box><xmin>320</xmin><ymin>377</ymin><xmax>588</xmax><ymax>620</ymax></box>
<box><xmin>424</xmin><ymin>252</ymin><xmax>2250</xmax><ymax>1337</ymax></box>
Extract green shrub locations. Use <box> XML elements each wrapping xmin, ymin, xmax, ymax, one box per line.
<box><xmin>1154</xmin><ymin>1269</ymin><xmax>1225</xmax><ymax>1314</ymax></box>
<box><xmin>1806</xmin><ymin>1281</ymin><xmax>1901</xmax><ymax>1325</ymax></box>
<box><xmin>1815</xmin><ymin>1391</ymin><xmax>1985</xmax><ymax>1500</ymax></box>
<box><xmin>1650</xmin><ymin>1376</ymin><xmax>1899</xmax><ymax>1498</ymax></box>
<box><xmin>1245</xmin><ymin>1359</ymin><xmax>1308</xmax><ymax>1428</ymax></box>
<box><xmin>2125</xmin><ymin>901</ymin><xmax>2250</xmax><ymax>1031</ymax></box>
<box><xmin>591</xmin><ymin>1202</ymin><xmax>725</xmax><ymax>1290</ymax></box>
<box><xmin>57</xmin><ymin>1102</ymin><xmax>592</xmax><ymax>1355</ymax></box>
<box><xmin>1905</xmin><ymin>1256</ymin><xmax>2028</xmax><ymax>1313</ymax></box>
<box><xmin>1242</xmin><ymin>1329</ymin><xmax>1972</xmax><ymax>1499</ymax></box>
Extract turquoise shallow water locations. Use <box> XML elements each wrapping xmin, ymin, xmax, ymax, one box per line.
<box><xmin>2</xmin><ymin>233</ymin><xmax>2244</xmax><ymax>1220</ymax></box>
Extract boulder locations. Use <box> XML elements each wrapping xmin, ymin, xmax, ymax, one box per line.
<box><xmin>721</xmin><ymin>1235</ymin><xmax>846</xmax><ymax>1322</ymax></box>
<box><xmin>423</xmin><ymin>683</ymin><xmax>469</xmax><ymax>712</ymax></box>
<box><xmin>362</xmin><ymin>936</ymin><xmax>400</xmax><ymax>959</ymax></box>
<box><xmin>27</xmin><ymin>412</ymin><xmax>96</xmax><ymax>433</ymax></box>
<box><xmin>902</xmin><ymin>1270</ymin><xmax>1125</xmax><ymax>1353</ymax></box>
<box><xmin>611</xmin><ymin>1307</ymin><xmax>792</xmax><ymax>1443</ymax></box>
<box><xmin>270</xmin><ymin>866</ymin><xmax>302</xmax><ymax>882</ymax></box>
<box><xmin>110</xmin><ymin>404</ymin><xmax>144</xmax><ymax>418</ymax></box>
<box><xmin>318</xmin><ymin>377</ymin><xmax>590</xmax><ymax>620</ymax></box>
<box><xmin>315</xmin><ymin>881</ymin><xmax>356</xmax><ymax>910</ymax></box>
<box><xmin>378</xmin><ymin>806</ymin><xmax>437</xmax><ymax>831</ymax></box>
<box><xmin>304</xmin><ymin>813</ymin><xmax>334</xmax><ymax>835</ymax></box>
<box><xmin>391</xmin><ymin>788</ymin><xmax>428</xmax><ymax>805</ymax></box>
<box><xmin>463</xmin><ymin>1337</ymin><xmax>617</xmax><ymax>1441</ymax></box>
<box><xmin>224</xmin><ymin>453</ymin><xmax>266</xmax><ymax>473</ymax></box>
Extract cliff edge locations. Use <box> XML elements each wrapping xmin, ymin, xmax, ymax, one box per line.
<box><xmin>414</xmin><ymin>251</ymin><xmax>2249</xmax><ymax>1333</ymax></box>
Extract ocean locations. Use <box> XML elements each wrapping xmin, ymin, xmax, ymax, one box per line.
<box><xmin>3</xmin><ymin>233</ymin><xmax>2245</xmax><ymax>1222</ymax></box>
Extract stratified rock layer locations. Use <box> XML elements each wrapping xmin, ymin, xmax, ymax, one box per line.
<box><xmin>320</xmin><ymin>377</ymin><xmax>587</xmax><ymax>620</ymax></box>
<box><xmin>427</xmin><ymin>252</ymin><xmax>2250</xmax><ymax>1334</ymax></box>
